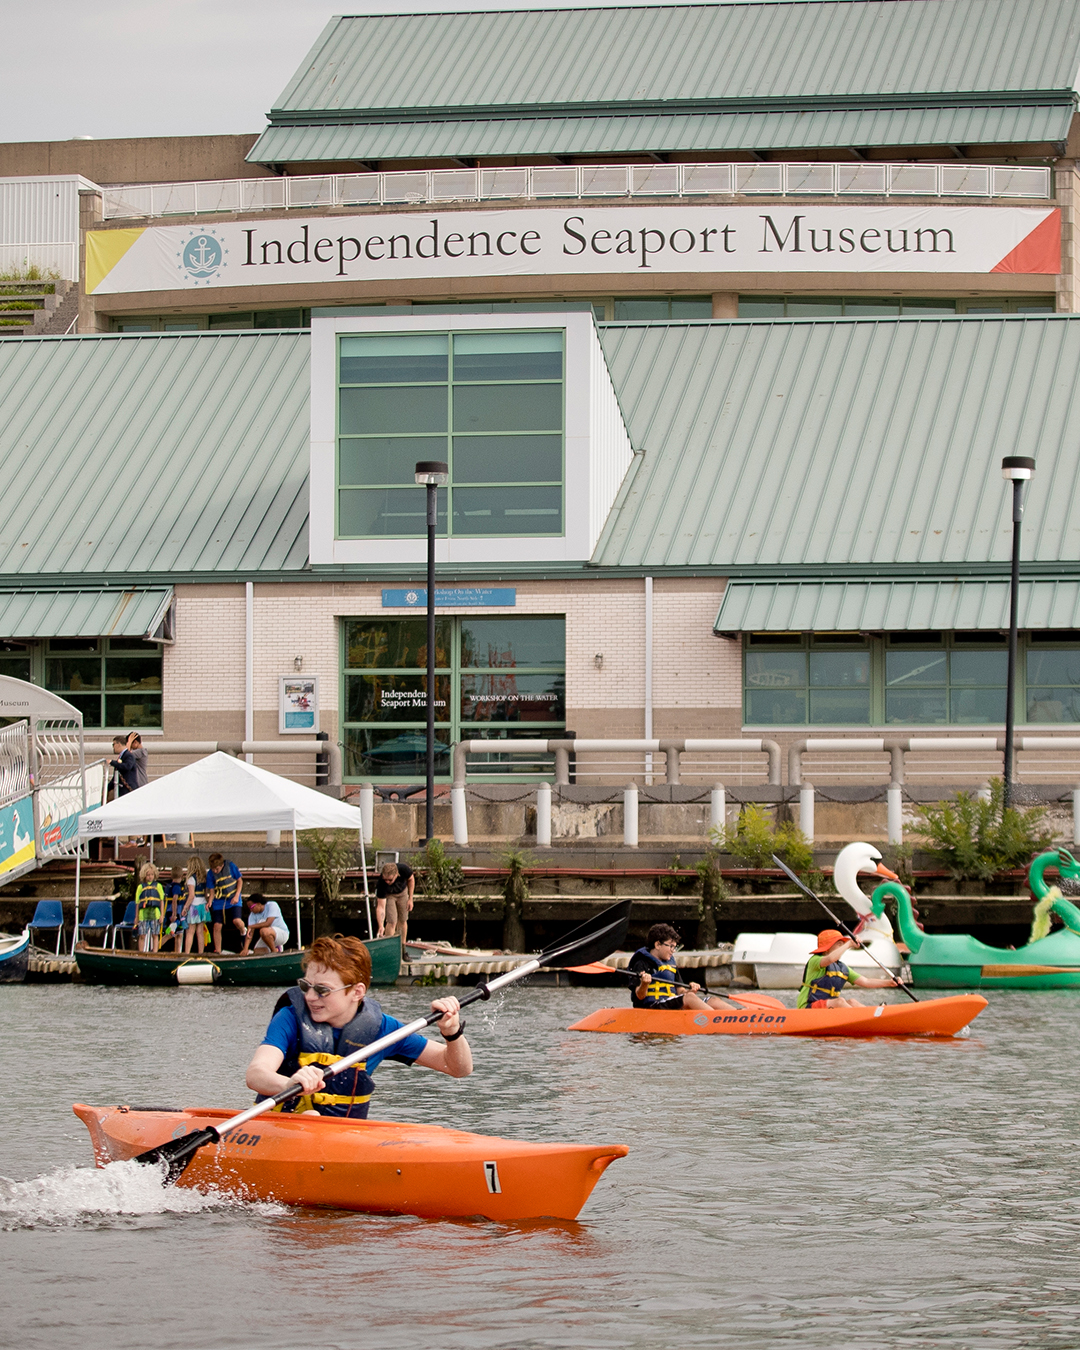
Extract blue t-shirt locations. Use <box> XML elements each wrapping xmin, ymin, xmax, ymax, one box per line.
<box><xmin>261</xmin><ymin>1003</ymin><xmax>430</xmax><ymax>1072</ymax></box>
<box><xmin>207</xmin><ymin>861</ymin><xmax>242</xmax><ymax>909</ymax></box>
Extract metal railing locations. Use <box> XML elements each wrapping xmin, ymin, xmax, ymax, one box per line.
<box><xmin>788</xmin><ymin>735</ymin><xmax>1080</xmax><ymax>787</ymax></box>
<box><xmin>99</xmin><ymin>161</ymin><xmax>1052</xmax><ymax>221</ymax></box>
<box><xmin>82</xmin><ymin>739</ymin><xmax>342</xmax><ymax>789</ymax></box>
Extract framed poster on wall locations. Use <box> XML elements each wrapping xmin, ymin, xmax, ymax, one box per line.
<box><xmin>280</xmin><ymin>676</ymin><xmax>319</xmax><ymax>734</ymax></box>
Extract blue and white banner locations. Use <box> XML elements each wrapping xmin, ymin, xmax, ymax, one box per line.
<box><xmin>382</xmin><ymin>587</ymin><xmax>517</xmax><ymax>608</ymax></box>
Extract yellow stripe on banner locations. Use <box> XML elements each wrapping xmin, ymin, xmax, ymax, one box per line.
<box><xmin>85</xmin><ymin>229</ymin><xmax>145</xmax><ymax>295</ymax></box>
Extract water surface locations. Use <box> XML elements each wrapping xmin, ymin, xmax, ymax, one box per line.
<box><xmin>2</xmin><ymin>983</ymin><xmax>1079</xmax><ymax>1349</ymax></box>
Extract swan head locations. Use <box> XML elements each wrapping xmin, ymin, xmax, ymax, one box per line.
<box><xmin>833</xmin><ymin>841</ymin><xmax>900</xmax><ymax>916</ymax></box>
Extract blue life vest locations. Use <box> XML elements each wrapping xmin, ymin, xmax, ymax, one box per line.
<box><xmin>630</xmin><ymin>947</ymin><xmax>680</xmax><ymax>1007</ymax></box>
<box><xmin>800</xmin><ymin>958</ymin><xmax>854</xmax><ymax>1007</ymax></box>
<box><xmin>266</xmin><ymin>987</ymin><xmax>385</xmax><ymax>1119</ymax></box>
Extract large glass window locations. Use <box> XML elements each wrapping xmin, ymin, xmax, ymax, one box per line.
<box><xmin>738</xmin><ymin>296</ymin><xmax>1054</xmax><ymax>318</ymax></box>
<box><xmin>742</xmin><ymin>630</ymin><xmax>1080</xmax><ymax>725</ymax></box>
<box><xmin>342</xmin><ymin>615</ymin><xmax>565</xmax><ymax>780</ymax></box>
<box><xmin>44</xmin><ymin>638</ymin><xmax>162</xmax><ymax>728</ymax></box>
<box><xmin>337</xmin><ymin>330</ymin><xmax>564</xmax><ymax>539</ymax></box>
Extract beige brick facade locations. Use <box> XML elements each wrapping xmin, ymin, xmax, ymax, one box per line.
<box><xmin>162</xmin><ymin>575</ymin><xmax>743</xmax><ymax>753</ymax></box>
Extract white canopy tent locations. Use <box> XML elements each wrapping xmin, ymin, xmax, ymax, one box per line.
<box><xmin>75</xmin><ymin>753</ymin><xmax>371</xmax><ymax>952</ymax></box>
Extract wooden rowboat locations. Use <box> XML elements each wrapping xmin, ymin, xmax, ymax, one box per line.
<box><xmin>73</xmin><ymin>1103</ymin><xmax>627</xmax><ymax>1221</ymax></box>
<box><xmin>74</xmin><ymin>935</ymin><xmax>401</xmax><ymax>988</ymax></box>
<box><xmin>569</xmin><ymin>993</ymin><xmax>987</xmax><ymax>1039</ymax></box>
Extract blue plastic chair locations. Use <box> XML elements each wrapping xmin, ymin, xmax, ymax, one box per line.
<box><xmin>77</xmin><ymin>900</ymin><xmax>115</xmax><ymax>947</ymax></box>
<box><xmin>29</xmin><ymin>899</ymin><xmax>65</xmax><ymax>955</ymax></box>
<box><xmin>111</xmin><ymin>900</ymin><xmax>137</xmax><ymax>949</ymax></box>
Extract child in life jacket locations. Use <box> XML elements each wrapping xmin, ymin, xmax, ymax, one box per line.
<box><xmin>135</xmin><ymin>863</ymin><xmax>165</xmax><ymax>953</ymax></box>
<box><xmin>628</xmin><ymin>923</ymin><xmax>733</xmax><ymax>1011</ymax></box>
<box><xmin>797</xmin><ymin>929</ymin><xmax>901</xmax><ymax>1009</ymax></box>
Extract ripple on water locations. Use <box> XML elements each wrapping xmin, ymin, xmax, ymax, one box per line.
<box><xmin>0</xmin><ymin>1160</ymin><xmax>285</xmax><ymax>1230</ymax></box>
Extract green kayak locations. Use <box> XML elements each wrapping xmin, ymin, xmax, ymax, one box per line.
<box><xmin>74</xmin><ymin>935</ymin><xmax>401</xmax><ymax>987</ymax></box>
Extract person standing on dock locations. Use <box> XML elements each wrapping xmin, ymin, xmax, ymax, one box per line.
<box><xmin>206</xmin><ymin>852</ymin><xmax>245</xmax><ymax>953</ymax></box>
<box><xmin>797</xmin><ymin>930</ymin><xmax>900</xmax><ymax>1010</ymax></box>
<box><xmin>245</xmin><ymin>934</ymin><xmax>471</xmax><ymax>1117</ymax></box>
<box><xmin>629</xmin><ymin>924</ymin><xmax>731</xmax><ymax>1012</ymax></box>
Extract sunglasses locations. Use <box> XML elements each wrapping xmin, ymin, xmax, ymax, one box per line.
<box><xmin>297</xmin><ymin>978</ymin><xmax>358</xmax><ymax>998</ymax></box>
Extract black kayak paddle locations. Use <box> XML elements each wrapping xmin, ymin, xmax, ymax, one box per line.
<box><xmin>136</xmin><ymin>897</ymin><xmax>633</xmax><ymax>1184</ymax></box>
<box><xmin>770</xmin><ymin>853</ymin><xmax>919</xmax><ymax>1003</ymax></box>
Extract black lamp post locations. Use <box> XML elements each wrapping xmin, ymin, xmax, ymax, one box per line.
<box><xmin>414</xmin><ymin>460</ymin><xmax>448</xmax><ymax>843</ymax></box>
<box><xmin>1001</xmin><ymin>455</ymin><xmax>1036</xmax><ymax>810</ymax></box>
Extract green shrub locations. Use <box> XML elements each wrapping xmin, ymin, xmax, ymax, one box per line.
<box><xmin>411</xmin><ymin>837</ymin><xmax>465</xmax><ymax>897</ymax></box>
<box><xmin>711</xmin><ymin>803</ymin><xmax>814</xmax><ymax>875</ymax></box>
<box><xmin>912</xmin><ymin>779</ymin><xmax>1055</xmax><ymax>882</ymax></box>
<box><xmin>299</xmin><ymin>828</ymin><xmax>358</xmax><ymax>904</ymax></box>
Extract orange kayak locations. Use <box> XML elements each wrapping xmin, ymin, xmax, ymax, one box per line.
<box><xmin>73</xmin><ymin>1103</ymin><xmax>627</xmax><ymax>1222</ymax></box>
<box><xmin>569</xmin><ymin>993</ymin><xmax>987</xmax><ymax>1039</ymax></box>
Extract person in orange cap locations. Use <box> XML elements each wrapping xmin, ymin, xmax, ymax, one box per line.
<box><xmin>797</xmin><ymin>928</ymin><xmax>900</xmax><ymax>1010</ymax></box>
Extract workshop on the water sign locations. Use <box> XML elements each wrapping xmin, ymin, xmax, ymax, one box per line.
<box><xmin>85</xmin><ymin>205</ymin><xmax>1060</xmax><ymax>293</ymax></box>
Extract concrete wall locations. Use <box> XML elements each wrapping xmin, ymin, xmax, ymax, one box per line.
<box><xmin>0</xmin><ymin>135</ymin><xmax>269</xmax><ymax>186</ymax></box>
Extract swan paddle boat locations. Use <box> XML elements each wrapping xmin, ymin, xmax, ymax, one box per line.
<box><xmin>867</xmin><ymin>848</ymin><xmax>1080</xmax><ymax>989</ymax></box>
<box><xmin>73</xmin><ymin>1103</ymin><xmax>627</xmax><ymax>1221</ymax></box>
<box><xmin>570</xmin><ymin>990</ymin><xmax>987</xmax><ymax>1039</ymax></box>
<box><xmin>732</xmin><ymin>842</ymin><xmax>906</xmax><ymax>988</ymax></box>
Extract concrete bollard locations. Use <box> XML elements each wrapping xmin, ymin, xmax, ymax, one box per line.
<box><xmin>799</xmin><ymin>783</ymin><xmax>815</xmax><ymax>842</ymax></box>
<box><xmin>359</xmin><ymin>784</ymin><xmax>374</xmax><ymax>846</ymax></box>
<box><xmin>536</xmin><ymin>781</ymin><xmax>552</xmax><ymax>848</ymax></box>
<box><xmin>710</xmin><ymin>783</ymin><xmax>726</xmax><ymax>833</ymax></box>
<box><xmin>887</xmin><ymin>783</ymin><xmax>903</xmax><ymax>845</ymax></box>
<box><xmin>451</xmin><ymin>785</ymin><xmax>468</xmax><ymax>847</ymax></box>
<box><xmin>265</xmin><ymin>830</ymin><xmax>281</xmax><ymax>846</ymax></box>
<box><xmin>624</xmin><ymin>783</ymin><xmax>639</xmax><ymax>848</ymax></box>
<box><xmin>976</xmin><ymin>782</ymin><xmax>992</xmax><ymax>803</ymax></box>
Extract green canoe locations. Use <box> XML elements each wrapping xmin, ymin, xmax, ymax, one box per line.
<box><xmin>74</xmin><ymin>936</ymin><xmax>401</xmax><ymax>988</ymax></box>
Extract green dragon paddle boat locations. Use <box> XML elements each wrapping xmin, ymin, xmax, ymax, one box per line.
<box><xmin>868</xmin><ymin>850</ymin><xmax>1080</xmax><ymax>989</ymax></box>
<box><xmin>74</xmin><ymin>935</ymin><xmax>401</xmax><ymax>988</ymax></box>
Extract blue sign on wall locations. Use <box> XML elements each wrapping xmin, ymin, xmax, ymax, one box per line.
<box><xmin>382</xmin><ymin>587</ymin><xmax>517</xmax><ymax>608</ymax></box>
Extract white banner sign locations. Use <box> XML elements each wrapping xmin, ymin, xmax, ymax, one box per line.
<box><xmin>86</xmin><ymin>205</ymin><xmax>1059</xmax><ymax>295</ymax></box>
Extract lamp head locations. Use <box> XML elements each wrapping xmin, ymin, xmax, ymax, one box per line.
<box><xmin>415</xmin><ymin>460</ymin><xmax>449</xmax><ymax>485</ymax></box>
<box><xmin>1001</xmin><ymin>456</ymin><xmax>1036</xmax><ymax>482</ymax></box>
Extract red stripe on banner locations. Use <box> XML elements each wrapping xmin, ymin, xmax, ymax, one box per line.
<box><xmin>991</xmin><ymin>209</ymin><xmax>1061</xmax><ymax>274</ymax></box>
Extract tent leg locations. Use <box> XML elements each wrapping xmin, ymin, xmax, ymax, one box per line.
<box><xmin>72</xmin><ymin>847</ymin><xmax>81</xmax><ymax>956</ymax></box>
<box><xmin>293</xmin><ymin>828</ymin><xmax>301</xmax><ymax>951</ymax></box>
<box><xmin>359</xmin><ymin>827</ymin><xmax>373</xmax><ymax>940</ymax></box>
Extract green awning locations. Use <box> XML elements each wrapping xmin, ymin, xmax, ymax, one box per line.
<box><xmin>0</xmin><ymin>589</ymin><xmax>174</xmax><ymax>640</ymax></box>
<box><xmin>714</xmin><ymin>580</ymin><xmax>1080</xmax><ymax>634</ymax></box>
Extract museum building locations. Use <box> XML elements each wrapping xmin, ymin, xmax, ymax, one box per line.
<box><xmin>1</xmin><ymin>0</ymin><xmax>1080</xmax><ymax>787</ymax></box>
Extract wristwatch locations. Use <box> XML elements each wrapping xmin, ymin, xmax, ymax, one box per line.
<box><xmin>441</xmin><ymin>1018</ymin><xmax>467</xmax><ymax>1042</ymax></box>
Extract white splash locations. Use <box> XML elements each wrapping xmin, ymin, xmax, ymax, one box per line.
<box><xmin>0</xmin><ymin>1160</ymin><xmax>284</xmax><ymax>1229</ymax></box>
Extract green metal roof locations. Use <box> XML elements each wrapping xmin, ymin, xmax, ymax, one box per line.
<box><xmin>0</xmin><ymin>588</ymin><xmax>173</xmax><ymax>639</ymax></box>
<box><xmin>0</xmin><ymin>331</ymin><xmax>310</xmax><ymax>578</ymax></box>
<box><xmin>250</xmin><ymin>0</ymin><xmax>1080</xmax><ymax>163</ymax></box>
<box><xmin>714</xmin><ymin>579</ymin><xmax>1080</xmax><ymax>632</ymax></box>
<box><xmin>249</xmin><ymin>102</ymin><xmax>1070</xmax><ymax>164</ymax></box>
<box><xmin>592</xmin><ymin>315</ymin><xmax>1080</xmax><ymax>571</ymax></box>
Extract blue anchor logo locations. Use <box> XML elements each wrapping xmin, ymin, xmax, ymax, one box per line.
<box><xmin>179</xmin><ymin>232</ymin><xmax>224</xmax><ymax>281</ymax></box>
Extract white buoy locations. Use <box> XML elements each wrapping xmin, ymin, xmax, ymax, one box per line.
<box><xmin>175</xmin><ymin>962</ymin><xmax>216</xmax><ymax>985</ymax></box>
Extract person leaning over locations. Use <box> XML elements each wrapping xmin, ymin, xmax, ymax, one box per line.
<box><xmin>628</xmin><ymin>923</ymin><xmax>734</xmax><ymax>1012</ymax></box>
<box><xmin>135</xmin><ymin>862</ymin><xmax>165</xmax><ymax>952</ymax></box>
<box><xmin>240</xmin><ymin>893</ymin><xmax>290</xmax><ymax>956</ymax></box>
<box><xmin>376</xmin><ymin>862</ymin><xmax>415</xmax><ymax>945</ymax></box>
<box><xmin>206</xmin><ymin>851</ymin><xmax>245</xmax><ymax>953</ymax></box>
<box><xmin>245</xmin><ymin>934</ymin><xmax>471</xmax><ymax>1118</ymax></box>
<box><xmin>797</xmin><ymin>929</ymin><xmax>901</xmax><ymax>1010</ymax></box>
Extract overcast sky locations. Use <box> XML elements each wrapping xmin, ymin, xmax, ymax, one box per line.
<box><xmin>3</xmin><ymin>0</ymin><xmax>784</xmax><ymax>143</ymax></box>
